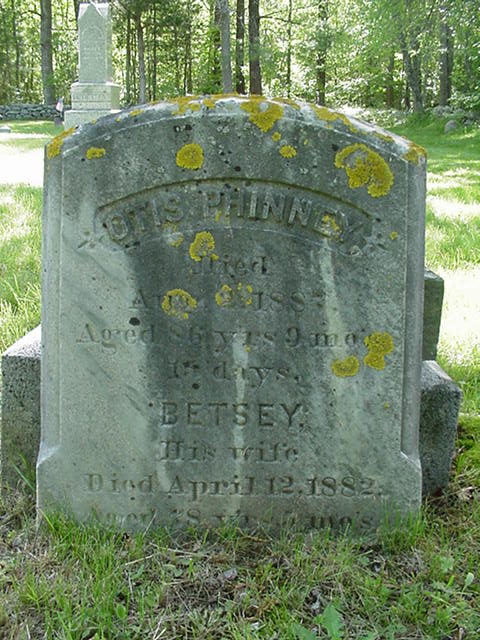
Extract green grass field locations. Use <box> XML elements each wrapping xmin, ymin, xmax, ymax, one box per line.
<box><xmin>0</xmin><ymin>115</ymin><xmax>479</xmax><ymax>639</ymax></box>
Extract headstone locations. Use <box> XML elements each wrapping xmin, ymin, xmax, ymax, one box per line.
<box><xmin>0</xmin><ymin>125</ymin><xmax>11</xmax><ymax>133</ymax></box>
<box><xmin>39</xmin><ymin>97</ymin><xmax>426</xmax><ymax>532</ymax></box>
<box><xmin>444</xmin><ymin>120</ymin><xmax>458</xmax><ymax>134</ymax></box>
<box><xmin>64</xmin><ymin>3</ymin><xmax>120</xmax><ymax>128</ymax></box>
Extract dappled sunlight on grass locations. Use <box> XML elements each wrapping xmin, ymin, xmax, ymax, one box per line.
<box><xmin>427</xmin><ymin>196</ymin><xmax>480</xmax><ymax>221</ymax></box>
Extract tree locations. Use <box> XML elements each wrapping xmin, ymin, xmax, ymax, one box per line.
<box><xmin>217</xmin><ymin>0</ymin><xmax>233</xmax><ymax>92</ymax></box>
<box><xmin>41</xmin><ymin>0</ymin><xmax>56</xmax><ymax>104</ymax></box>
<box><xmin>235</xmin><ymin>0</ymin><xmax>246</xmax><ymax>93</ymax></box>
<box><xmin>248</xmin><ymin>0</ymin><xmax>262</xmax><ymax>94</ymax></box>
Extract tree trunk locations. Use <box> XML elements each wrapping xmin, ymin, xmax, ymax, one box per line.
<box><xmin>286</xmin><ymin>0</ymin><xmax>292</xmax><ymax>97</ymax></box>
<box><xmin>184</xmin><ymin>2</ymin><xmax>193</xmax><ymax>94</ymax></box>
<box><xmin>126</xmin><ymin>10</ymin><xmax>132</xmax><ymax>104</ymax></box>
<box><xmin>385</xmin><ymin>50</ymin><xmax>395</xmax><ymax>108</ymax></box>
<box><xmin>235</xmin><ymin>0</ymin><xmax>246</xmax><ymax>93</ymax></box>
<box><xmin>248</xmin><ymin>0</ymin><xmax>262</xmax><ymax>95</ymax></box>
<box><xmin>400</xmin><ymin>0</ymin><xmax>423</xmax><ymax>112</ymax></box>
<box><xmin>401</xmin><ymin>36</ymin><xmax>423</xmax><ymax>112</ymax></box>
<box><xmin>135</xmin><ymin>10</ymin><xmax>146</xmax><ymax>103</ymax></box>
<box><xmin>40</xmin><ymin>0</ymin><xmax>56</xmax><ymax>104</ymax></box>
<box><xmin>217</xmin><ymin>0</ymin><xmax>233</xmax><ymax>93</ymax></box>
<box><xmin>210</xmin><ymin>0</ymin><xmax>221</xmax><ymax>92</ymax></box>
<box><xmin>152</xmin><ymin>0</ymin><xmax>157</xmax><ymax>101</ymax></box>
<box><xmin>439</xmin><ymin>5</ymin><xmax>453</xmax><ymax>106</ymax></box>
<box><xmin>315</xmin><ymin>0</ymin><xmax>328</xmax><ymax>105</ymax></box>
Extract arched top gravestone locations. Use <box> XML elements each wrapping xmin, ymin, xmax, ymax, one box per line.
<box><xmin>39</xmin><ymin>96</ymin><xmax>426</xmax><ymax>531</ymax></box>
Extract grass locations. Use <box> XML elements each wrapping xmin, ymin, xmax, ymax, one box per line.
<box><xmin>0</xmin><ymin>117</ymin><xmax>479</xmax><ymax>638</ymax></box>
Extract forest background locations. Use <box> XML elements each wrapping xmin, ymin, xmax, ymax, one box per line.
<box><xmin>0</xmin><ymin>0</ymin><xmax>479</xmax><ymax>114</ymax></box>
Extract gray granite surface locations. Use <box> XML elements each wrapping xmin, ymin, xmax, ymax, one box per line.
<box><xmin>39</xmin><ymin>97</ymin><xmax>426</xmax><ymax>531</ymax></box>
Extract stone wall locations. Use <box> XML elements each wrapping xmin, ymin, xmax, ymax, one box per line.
<box><xmin>0</xmin><ymin>104</ymin><xmax>59</xmax><ymax>121</ymax></box>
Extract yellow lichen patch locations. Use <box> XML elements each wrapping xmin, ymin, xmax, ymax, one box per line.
<box><xmin>238</xmin><ymin>282</ymin><xmax>253</xmax><ymax>306</ymax></box>
<box><xmin>312</xmin><ymin>105</ymin><xmax>358</xmax><ymax>133</ymax></box>
<box><xmin>275</xmin><ymin>97</ymin><xmax>301</xmax><ymax>110</ymax></box>
<box><xmin>403</xmin><ymin>142</ymin><xmax>427</xmax><ymax>165</ymax></box>
<box><xmin>335</xmin><ymin>143</ymin><xmax>394</xmax><ymax>198</ymax></box>
<box><xmin>171</xmin><ymin>96</ymin><xmax>201</xmax><ymax>115</ymax></box>
<box><xmin>364</xmin><ymin>332</ymin><xmax>394</xmax><ymax>371</ymax></box>
<box><xmin>303</xmin><ymin>139</ymin><xmax>309</xmax><ymax>145</ymax></box>
<box><xmin>245</xmin><ymin>344</ymin><xmax>251</xmax><ymax>353</ymax></box>
<box><xmin>240</xmin><ymin>98</ymin><xmax>283</xmax><ymax>132</ymax></box>
<box><xmin>86</xmin><ymin>147</ymin><xmax>106</xmax><ymax>160</ymax></box>
<box><xmin>272</xmin><ymin>131</ymin><xmax>282</xmax><ymax>142</ymax></box>
<box><xmin>176</xmin><ymin>143</ymin><xmax>204</xmax><ymax>170</ymax></box>
<box><xmin>215</xmin><ymin>282</ymin><xmax>253</xmax><ymax>307</ymax></box>
<box><xmin>215</xmin><ymin>284</ymin><xmax>234</xmax><ymax>307</ymax></box>
<box><xmin>91</xmin><ymin>119</ymin><xmax>97</xmax><ymax>125</ymax></box>
<box><xmin>168</xmin><ymin>233</ymin><xmax>184</xmax><ymax>248</ymax></box>
<box><xmin>390</xmin><ymin>231</ymin><xmax>398</xmax><ymax>241</ymax></box>
<box><xmin>46</xmin><ymin>127</ymin><xmax>75</xmax><ymax>159</ymax></box>
<box><xmin>129</xmin><ymin>108</ymin><xmax>144</xmax><ymax>117</ymax></box>
<box><xmin>321</xmin><ymin>213</ymin><xmax>342</xmax><ymax>240</ymax></box>
<box><xmin>374</xmin><ymin>131</ymin><xmax>394</xmax><ymax>143</ymax></box>
<box><xmin>161</xmin><ymin>289</ymin><xmax>197</xmax><ymax>320</ymax></box>
<box><xmin>116</xmin><ymin>117</ymin><xmax>122</xmax><ymax>123</ymax></box>
<box><xmin>189</xmin><ymin>231</ymin><xmax>218</xmax><ymax>262</ymax></box>
<box><xmin>203</xmin><ymin>98</ymin><xmax>216</xmax><ymax>109</ymax></box>
<box><xmin>331</xmin><ymin>355</ymin><xmax>360</xmax><ymax>378</ymax></box>
<box><xmin>280</xmin><ymin>145</ymin><xmax>297</xmax><ymax>158</ymax></box>
<box><xmin>384</xmin><ymin>401</ymin><xmax>390</xmax><ymax>410</ymax></box>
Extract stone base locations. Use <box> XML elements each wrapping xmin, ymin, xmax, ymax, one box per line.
<box><xmin>420</xmin><ymin>360</ymin><xmax>462</xmax><ymax>495</ymax></box>
<box><xmin>64</xmin><ymin>108</ymin><xmax>120</xmax><ymax>128</ymax></box>
<box><xmin>1</xmin><ymin>326</ymin><xmax>41</xmax><ymax>489</ymax></box>
<box><xmin>0</xmin><ymin>329</ymin><xmax>463</xmax><ymax>496</ymax></box>
<box><xmin>70</xmin><ymin>81</ymin><xmax>120</xmax><ymax>110</ymax></box>
<box><xmin>65</xmin><ymin>80</ymin><xmax>120</xmax><ymax>128</ymax></box>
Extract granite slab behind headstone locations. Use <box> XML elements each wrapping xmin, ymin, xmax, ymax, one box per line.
<box><xmin>1</xmin><ymin>326</ymin><xmax>41</xmax><ymax>488</ymax></box>
<box><xmin>39</xmin><ymin>97</ymin><xmax>426</xmax><ymax>531</ymax></box>
<box><xmin>423</xmin><ymin>270</ymin><xmax>444</xmax><ymax>360</ymax></box>
<box><xmin>64</xmin><ymin>3</ymin><xmax>120</xmax><ymax>129</ymax></box>
<box><xmin>420</xmin><ymin>360</ymin><xmax>462</xmax><ymax>495</ymax></box>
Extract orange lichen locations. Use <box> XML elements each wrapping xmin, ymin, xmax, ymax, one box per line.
<box><xmin>335</xmin><ymin>143</ymin><xmax>394</xmax><ymax>198</ymax></box>
<box><xmin>46</xmin><ymin>127</ymin><xmax>75</xmax><ymax>159</ymax></box>
<box><xmin>364</xmin><ymin>332</ymin><xmax>394</xmax><ymax>370</ymax></box>
<box><xmin>390</xmin><ymin>231</ymin><xmax>398</xmax><ymax>241</ymax></box>
<box><xmin>240</xmin><ymin>98</ymin><xmax>283</xmax><ymax>132</ymax></box>
<box><xmin>331</xmin><ymin>355</ymin><xmax>360</xmax><ymax>378</ymax></box>
<box><xmin>272</xmin><ymin>131</ymin><xmax>282</xmax><ymax>142</ymax></box>
<box><xmin>176</xmin><ymin>143</ymin><xmax>204</xmax><ymax>170</ymax></box>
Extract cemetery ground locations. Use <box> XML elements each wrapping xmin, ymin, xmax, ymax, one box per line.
<box><xmin>0</xmin><ymin>114</ymin><xmax>479</xmax><ymax>639</ymax></box>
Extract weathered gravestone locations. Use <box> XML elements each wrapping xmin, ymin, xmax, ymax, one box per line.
<box><xmin>64</xmin><ymin>3</ymin><xmax>120</xmax><ymax>128</ymax></box>
<box><xmin>39</xmin><ymin>97</ymin><xmax>426</xmax><ymax>531</ymax></box>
